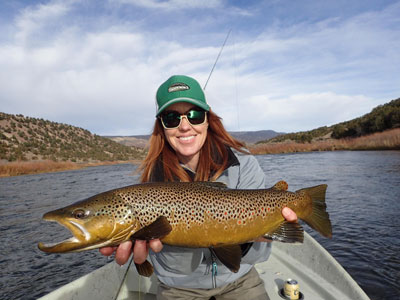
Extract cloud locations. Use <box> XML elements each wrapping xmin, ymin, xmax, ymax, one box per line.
<box><xmin>15</xmin><ymin>1</ymin><xmax>71</xmax><ymax>44</ymax></box>
<box><xmin>0</xmin><ymin>0</ymin><xmax>399</xmax><ymax>135</ymax></box>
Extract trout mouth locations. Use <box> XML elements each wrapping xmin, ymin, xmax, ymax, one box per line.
<box><xmin>38</xmin><ymin>212</ymin><xmax>98</xmax><ymax>253</ymax></box>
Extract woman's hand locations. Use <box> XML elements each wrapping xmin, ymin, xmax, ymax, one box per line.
<box><xmin>282</xmin><ymin>207</ymin><xmax>297</xmax><ymax>222</ymax></box>
<box><xmin>99</xmin><ymin>239</ymin><xmax>163</xmax><ymax>266</ymax></box>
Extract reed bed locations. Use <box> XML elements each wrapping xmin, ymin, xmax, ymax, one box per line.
<box><xmin>0</xmin><ymin>160</ymin><xmax>142</xmax><ymax>177</ymax></box>
<box><xmin>0</xmin><ymin>160</ymin><xmax>82</xmax><ymax>177</ymax></box>
<box><xmin>249</xmin><ymin>128</ymin><xmax>400</xmax><ymax>155</ymax></box>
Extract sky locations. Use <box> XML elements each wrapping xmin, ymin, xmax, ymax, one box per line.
<box><xmin>0</xmin><ymin>0</ymin><xmax>399</xmax><ymax>135</ymax></box>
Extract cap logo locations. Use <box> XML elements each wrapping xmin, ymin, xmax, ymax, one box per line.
<box><xmin>168</xmin><ymin>82</ymin><xmax>190</xmax><ymax>93</ymax></box>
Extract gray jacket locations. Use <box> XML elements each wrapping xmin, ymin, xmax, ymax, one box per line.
<box><xmin>149</xmin><ymin>150</ymin><xmax>271</xmax><ymax>289</ymax></box>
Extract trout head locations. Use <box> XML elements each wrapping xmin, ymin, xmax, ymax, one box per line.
<box><xmin>38</xmin><ymin>190</ymin><xmax>140</xmax><ymax>253</ymax></box>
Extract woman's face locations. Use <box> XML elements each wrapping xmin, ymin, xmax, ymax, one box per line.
<box><xmin>162</xmin><ymin>102</ymin><xmax>208</xmax><ymax>170</ymax></box>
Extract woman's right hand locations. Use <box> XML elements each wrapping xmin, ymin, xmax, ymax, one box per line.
<box><xmin>99</xmin><ymin>239</ymin><xmax>163</xmax><ymax>265</ymax></box>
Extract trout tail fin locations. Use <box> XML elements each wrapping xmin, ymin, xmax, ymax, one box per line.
<box><xmin>298</xmin><ymin>184</ymin><xmax>332</xmax><ymax>238</ymax></box>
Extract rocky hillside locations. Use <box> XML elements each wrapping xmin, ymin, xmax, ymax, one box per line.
<box><xmin>0</xmin><ymin>112</ymin><xmax>145</xmax><ymax>162</ymax></box>
<box><xmin>259</xmin><ymin>97</ymin><xmax>400</xmax><ymax>144</ymax></box>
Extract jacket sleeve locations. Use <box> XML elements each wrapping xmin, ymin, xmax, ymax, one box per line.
<box><xmin>235</xmin><ymin>154</ymin><xmax>267</xmax><ymax>189</ymax></box>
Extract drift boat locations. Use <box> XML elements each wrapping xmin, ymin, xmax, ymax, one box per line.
<box><xmin>38</xmin><ymin>232</ymin><xmax>370</xmax><ymax>300</ymax></box>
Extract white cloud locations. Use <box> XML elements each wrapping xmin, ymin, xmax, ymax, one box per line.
<box><xmin>15</xmin><ymin>1</ymin><xmax>71</xmax><ymax>44</ymax></box>
<box><xmin>0</xmin><ymin>0</ymin><xmax>398</xmax><ymax>135</ymax></box>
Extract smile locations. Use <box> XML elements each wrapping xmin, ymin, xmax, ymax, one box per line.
<box><xmin>179</xmin><ymin>135</ymin><xmax>195</xmax><ymax>141</ymax></box>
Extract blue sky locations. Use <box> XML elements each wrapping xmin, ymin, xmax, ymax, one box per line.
<box><xmin>1</xmin><ymin>0</ymin><xmax>399</xmax><ymax>135</ymax></box>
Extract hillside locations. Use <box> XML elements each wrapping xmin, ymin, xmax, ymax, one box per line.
<box><xmin>0</xmin><ymin>112</ymin><xmax>145</xmax><ymax>162</ymax></box>
<box><xmin>229</xmin><ymin>130</ymin><xmax>283</xmax><ymax>144</ymax></box>
<box><xmin>106</xmin><ymin>136</ymin><xmax>150</xmax><ymax>148</ymax></box>
<box><xmin>106</xmin><ymin>130</ymin><xmax>283</xmax><ymax>147</ymax></box>
<box><xmin>260</xmin><ymin>98</ymin><xmax>400</xmax><ymax>144</ymax></box>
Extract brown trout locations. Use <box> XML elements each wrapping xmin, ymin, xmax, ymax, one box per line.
<box><xmin>38</xmin><ymin>181</ymin><xmax>332</xmax><ymax>276</ymax></box>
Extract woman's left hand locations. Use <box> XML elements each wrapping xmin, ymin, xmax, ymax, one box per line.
<box><xmin>282</xmin><ymin>207</ymin><xmax>297</xmax><ymax>222</ymax></box>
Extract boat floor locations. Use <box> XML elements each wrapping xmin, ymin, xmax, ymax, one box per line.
<box><xmin>39</xmin><ymin>233</ymin><xmax>370</xmax><ymax>300</ymax></box>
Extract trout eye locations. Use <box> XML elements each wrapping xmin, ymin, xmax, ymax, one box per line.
<box><xmin>73</xmin><ymin>209</ymin><xmax>89</xmax><ymax>219</ymax></box>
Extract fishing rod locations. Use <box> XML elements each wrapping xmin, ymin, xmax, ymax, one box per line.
<box><xmin>203</xmin><ymin>29</ymin><xmax>240</xmax><ymax>130</ymax></box>
<box><xmin>203</xmin><ymin>29</ymin><xmax>232</xmax><ymax>90</ymax></box>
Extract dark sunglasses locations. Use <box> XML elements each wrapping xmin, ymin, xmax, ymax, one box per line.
<box><xmin>160</xmin><ymin>109</ymin><xmax>207</xmax><ymax>129</ymax></box>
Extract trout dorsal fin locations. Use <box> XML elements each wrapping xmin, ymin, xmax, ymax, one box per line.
<box><xmin>270</xmin><ymin>180</ymin><xmax>289</xmax><ymax>191</ymax></box>
<box><xmin>210</xmin><ymin>245</ymin><xmax>242</xmax><ymax>273</ymax></box>
<box><xmin>131</xmin><ymin>216</ymin><xmax>172</xmax><ymax>240</ymax></box>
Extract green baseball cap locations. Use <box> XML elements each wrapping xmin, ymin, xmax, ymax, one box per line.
<box><xmin>156</xmin><ymin>75</ymin><xmax>210</xmax><ymax>116</ymax></box>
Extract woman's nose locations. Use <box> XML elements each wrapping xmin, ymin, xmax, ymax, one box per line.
<box><xmin>178</xmin><ymin>116</ymin><xmax>191</xmax><ymax>130</ymax></box>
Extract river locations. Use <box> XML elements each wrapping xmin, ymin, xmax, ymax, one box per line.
<box><xmin>0</xmin><ymin>151</ymin><xmax>399</xmax><ymax>299</ymax></box>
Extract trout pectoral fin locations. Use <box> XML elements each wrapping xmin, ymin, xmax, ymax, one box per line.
<box><xmin>264</xmin><ymin>221</ymin><xmax>304</xmax><ymax>243</ymax></box>
<box><xmin>135</xmin><ymin>260</ymin><xmax>154</xmax><ymax>277</ymax></box>
<box><xmin>210</xmin><ymin>245</ymin><xmax>242</xmax><ymax>273</ymax></box>
<box><xmin>131</xmin><ymin>216</ymin><xmax>172</xmax><ymax>240</ymax></box>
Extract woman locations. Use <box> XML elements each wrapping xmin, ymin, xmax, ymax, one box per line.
<box><xmin>100</xmin><ymin>75</ymin><xmax>297</xmax><ymax>299</ymax></box>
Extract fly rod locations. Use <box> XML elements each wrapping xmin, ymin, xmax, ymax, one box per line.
<box><xmin>203</xmin><ymin>29</ymin><xmax>232</xmax><ymax>90</ymax></box>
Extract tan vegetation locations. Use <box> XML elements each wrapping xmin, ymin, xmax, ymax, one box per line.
<box><xmin>0</xmin><ymin>160</ymin><xmax>81</xmax><ymax>177</ymax></box>
<box><xmin>249</xmin><ymin>128</ymin><xmax>400</xmax><ymax>155</ymax></box>
<box><xmin>0</xmin><ymin>159</ymin><xmax>141</xmax><ymax>177</ymax></box>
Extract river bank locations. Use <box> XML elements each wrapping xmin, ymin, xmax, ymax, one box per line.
<box><xmin>2</xmin><ymin>129</ymin><xmax>399</xmax><ymax>177</ymax></box>
<box><xmin>0</xmin><ymin>159</ymin><xmax>141</xmax><ymax>177</ymax></box>
<box><xmin>249</xmin><ymin>128</ymin><xmax>400</xmax><ymax>154</ymax></box>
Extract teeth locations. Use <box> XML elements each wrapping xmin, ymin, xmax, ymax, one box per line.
<box><xmin>179</xmin><ymin>136</ymin><xmax>194</xmax><ymax>141</ymax></box>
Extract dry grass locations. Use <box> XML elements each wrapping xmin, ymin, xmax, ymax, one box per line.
<box><xmin>249</xmin><ymin>128</ymin><xmax>400</xmax><ymax>155</ymax></box>
<box><xmin>0</xmin><ymin>160</ymin><xmax>82</xmax><ymax>177</ymax></box>
<box><xmin>0</xmin><ymin>160</ymin><xmax>142</xmax><ymax>177</ymax></box>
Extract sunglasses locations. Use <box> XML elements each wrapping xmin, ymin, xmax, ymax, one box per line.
<box><xmin>160</xmin><ymin>109</ymin><xmax>207</xmax><ymax>129</ymax></box>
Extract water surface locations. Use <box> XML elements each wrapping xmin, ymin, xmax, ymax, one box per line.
<box><xmin>0</xmin><ymin>151</ymin><xmax>399</xmax><ymax>299</ymax></box>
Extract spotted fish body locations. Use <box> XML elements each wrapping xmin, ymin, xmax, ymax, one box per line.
<box><xmin>111</xmin><ymin>182</ymin><xmax>310</xmax><ymax>247</ymax></box>
<box><xmin>38</xmin><ymin>181</ymin><xmax>332</xmax><ymax>275</ymax></box>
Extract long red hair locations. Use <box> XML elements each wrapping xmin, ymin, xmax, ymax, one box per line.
<box><xmin>139</xmin><ymin>109</ymin><xmax>247</xmax><ymax>182</ymax></box>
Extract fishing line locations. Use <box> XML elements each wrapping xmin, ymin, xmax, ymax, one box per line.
<box><xmin>232</xmin><ymin>33</ymin><xmax>240</xmax><ymax>131</ymax></box>
<box><xmin>203</xmin><ymin>29</ymin><xmax>241</xmax><ymax>131</ymax></box>
<box><xmin>203</xmin><ymin>29</ymin><xmax>232</xmax><ymax>90</ymax></box>
<box><xmin>113</xmin><ymin>254</ymin><xmax>134</xmax><ymax>300</ymax></box>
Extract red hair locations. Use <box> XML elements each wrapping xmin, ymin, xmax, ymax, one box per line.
<box><xmin>139</xmin><ymin>109</ymin><xmax>247</xmax><ymax>182</ymax></box>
